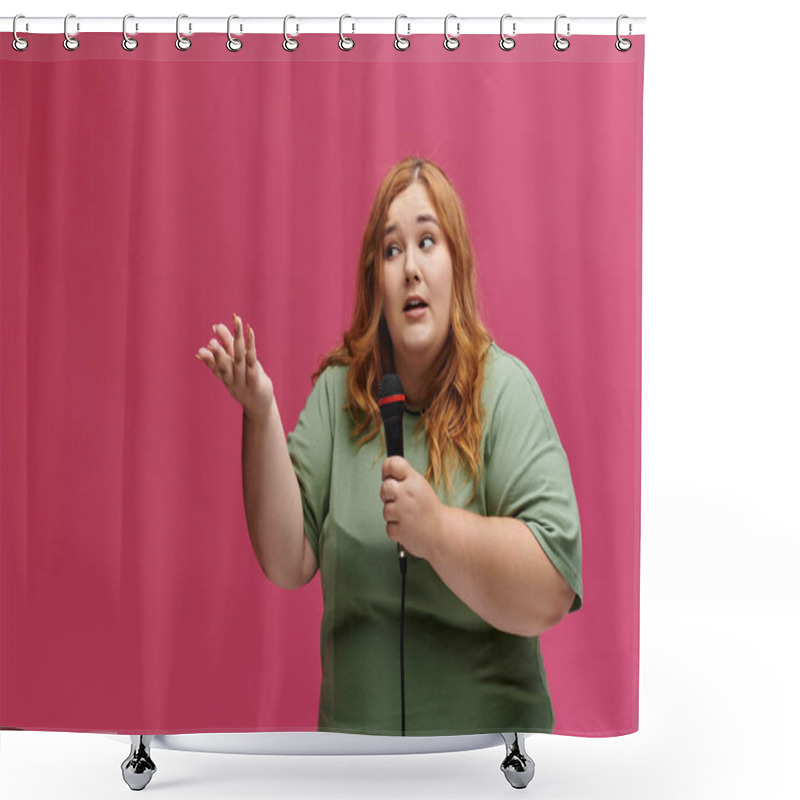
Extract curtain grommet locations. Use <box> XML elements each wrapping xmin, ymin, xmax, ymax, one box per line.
<box><xmin>394</xmin><ymin>15</ymin><xmax>410</xmax><ymax>51</ymax></box>
<box><xmin>499</xmin><ymin>14</ymin><xmax>515</xmax><ymax>51</ymax></box>
<box><xmin>176</xmin><ymin>14</ymin><xmax>191</xmax><ymax>50</ymax></box>
<box><xmin>615</xmin><ymin>15</ymin><xmax>632</xmax><ymax>51</ymax></box>
<box><xmin>63</xmin><ymin>13</ymin><xmax>80</xmax><ymax>51</ymax></box>
<box><xmin>443</xmin><ymin>14</ymin><xmax>460</xmax><ymax>51</ymax></box>
<box><xmin>339</xmin><ymin>14</ymin><xmax>355</xmax><ymax>50</ymax></box>
<box><xmin>12</xmin><ymin>14</ymin><xmax>29</xmax><ymax>51</ymax></box>
<box><xmin>554</xmin><ymin>15</ymin><xmax>570</xmax><ymax>51</ymax></box>
<box><xmin>444</xmin><ymin>14</ymin><xmax>461</xmax><ymax>51</ymax></box>
<box><xmin>283</xmin><ymin>15</ymin><xmax>299</xmax><ymax>51</ymax></box>
<box><xmin>227</xmin><ymin>15</ymin><xmax>243</xmax><ymax>52</ymax></box>
<box><xmin>122</xmin><ymin>14</ymin><xmax>138</xmax><ymax>51</ymax></box>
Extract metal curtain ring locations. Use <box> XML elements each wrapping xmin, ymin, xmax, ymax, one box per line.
<box><xmin>176</xmin><ymin>13</ymin><xmax>191</xmax><ymax>50</ymax></box>
<box><xmin>339</xmin><ymin>14</ymin><xmax>354</xmax><ymax>50</ymax></box>
<box><xmin>554</xmin><ymin>14</ymin><xmax>570</xmax><ymax>51</ymax></box>
<box><xmin>122</xmin><ymin>14</ymin><xmax>138</xmax><ymax>51</ymax></box>
<box><xmin>499</xmin><ymin>14</ymin><xmax>515</xmax><ymax>51</ymax></box>
<box><xmin>444</xmin><ymin>14</ymin><xmax>460</xmax><ymax>51</ymax></box>
<box><xmin>395</xmin><ymin>15</ymin><xmax>410</xmax><ymax>51</ymax></box>
<box><xmin>616</xmin><ymin>14</ymin><xmax>632</xmax><ymax>51</ymax></box>
<box><xmin>227</xmin><ymin>15</ymin><xmax>243</xmax><ymax>52</ymax></box>
<box><xmin>12</xmin><ymin>14</ymin><xmax>29</xmax><ymax>51</ymax></box>
<box><xmin>64</xmin><ymin>13</ymin><xmax>79</xmax><ymax>51</ymax></box>
<box><xmin>283</xmin><ymin>15</ymin><xmax>299</xmax><ymax>51</ymax></box>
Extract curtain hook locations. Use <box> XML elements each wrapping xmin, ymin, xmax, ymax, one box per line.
<box><xmin>616</xmin><ymin>15</ymin><xmax>632</xmax><ymax>51</ymax></box>
<box><xmin>499</xmin><ymin>14</ymin><xmax>515</xmax><ymax>51</ymax></box>
<box><xmin>122</xmin><ymin>14</ymin><xmax>138</xmax><ymax>51</ymax></box>
<box><xmin>339</xmin><ymin>14</ymin><xmax>354</xmax><ymax>50</ymax></box>
<box><xmin>283</xmin><ymin>15</ymin><xmax>299</xmax><ymax>51</ymax></box>
<box><xmin>554</xmin><ymin>14</ymin><xmax>570</xmax><ymax>51</ymax></box>
<box><xmin>12</xmin><ymin>14</ymin><xmax>29</xmax><ymax>51</ymax></box>
<box><xmin>227</xmin><ymin>15</ymin><xmax>243</xmax><ymax>52</ymax></box>
<box><xmin>64</xmin><ymin>13</ymin><xmax>79</xmax><ymax>51</ymax></box>
<box><xmin>444</xmin><ymin>14</ymin><xmax>460</xmax><ymax>51</ymax></box>
<box><xmin>176</xmin><ymin>13</ymin><xmax>191</xmax><ymax>50</ymax></box>
<box><xmin>394</xmin><ymin>15</ymin><xmax>410</xmax><ymax>51</ymax></box>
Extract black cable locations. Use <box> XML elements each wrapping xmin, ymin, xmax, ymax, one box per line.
<box><xmin>399</xmin><ymin>555</ymin><xmax>407</xmax><ymax>736</ymax></box>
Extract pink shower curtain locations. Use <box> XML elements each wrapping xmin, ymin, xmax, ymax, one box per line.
<box><xmin>1</xmin><ymin>31</ymin><xmax>643</xmax><ymax>736</ymax></box>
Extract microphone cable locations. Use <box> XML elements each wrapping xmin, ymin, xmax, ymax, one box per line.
<box><xmin>377</xmin><ymin>372</ymin><xmax>409</xmax><ymax>736</ymax></box>
<box><xmin>399</xmin><ymin>553</ymin><xmax>407</xmax><ymax>735</ymax></box>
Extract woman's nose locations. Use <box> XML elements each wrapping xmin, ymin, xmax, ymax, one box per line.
<box><xmin>404</xmin><ymin>251</ymin><xmax>421</xmax><ymax>282</ymax></box>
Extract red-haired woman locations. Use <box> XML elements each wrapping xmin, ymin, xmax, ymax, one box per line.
<box><xmin>197</xmin><ymin>157</ymin><xmax>583</xmax><ymax>736</ymax></box>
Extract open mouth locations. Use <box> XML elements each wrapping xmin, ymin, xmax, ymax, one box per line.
<box><xmin>403</xmin><ymin>300</ymin><xmax>428</xmax><ymax>312</ymax></box>
<box><xmin>404</xmin><ymin>305</ymin><xmax>428</xmax><ymax>318</ymax></box>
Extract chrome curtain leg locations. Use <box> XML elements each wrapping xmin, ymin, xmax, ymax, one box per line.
<box><xmin>499</xmin><ymin>732</ymin><xmax>535</xmax><ymax>789</ymax></box>
<box><xmin>121</xmin><ymin>735</ymin><xmax>157</xmax><ymax>791</ymax></box>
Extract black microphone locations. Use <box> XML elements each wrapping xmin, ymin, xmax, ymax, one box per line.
<box><xmin>378</xmin><ymin>374</ymin><xmax>406</xmax><ymax>559</ymax></box>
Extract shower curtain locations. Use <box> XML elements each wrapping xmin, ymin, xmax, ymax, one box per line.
<box><xmin>1</xmin><ymin>29</ymin><xmax>644</xmax><ymax>738</ymax></box>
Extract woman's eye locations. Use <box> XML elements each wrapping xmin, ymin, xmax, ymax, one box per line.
<box><xmin>385</xmin><ymin>235</ymin><xmax>433</xmax><ymax>259</ymax></box>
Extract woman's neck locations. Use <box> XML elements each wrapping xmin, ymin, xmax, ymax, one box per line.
<box><xmin>394</xmin><ymin>362</ymin><xmax>429</xmax><ymax>411</ymax></box>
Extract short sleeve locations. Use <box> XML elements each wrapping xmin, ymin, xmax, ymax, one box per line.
<box><xmin>484</xmin><ymin>356</ymin><xmax>583</xmax><ymax>613</ymax></box>
<box><xmin>286</xmin><ymin>368</ymin><xmax>335</xmax><ymax>571</ymax></box>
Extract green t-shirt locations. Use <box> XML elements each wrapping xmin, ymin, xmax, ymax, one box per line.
<box><xmin>286</xmin><ymin>341</ymin><xmax>582</xmax><ymax>736</ymax></box>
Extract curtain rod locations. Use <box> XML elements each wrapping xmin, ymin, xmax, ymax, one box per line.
<box><xmin>1</xmin><ymin>16</ymin><xmax>646</xmax><ymax>37</ymax></box>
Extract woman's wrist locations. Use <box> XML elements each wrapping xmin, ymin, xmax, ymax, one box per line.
<box><xmin>244</xmin><ymin>399</ymin><xmax>274</xmax><ymax>427</ymax></box>
<box><xmin>427</xmin><ymin>502</ymin><xmax>453</xmax><ymax>566</ymax></box>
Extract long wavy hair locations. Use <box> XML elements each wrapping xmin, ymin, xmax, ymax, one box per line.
<box><xmin>312</xmin><ymin>157</ymin><xmax>493</xmax><ymax>503</ymax></box>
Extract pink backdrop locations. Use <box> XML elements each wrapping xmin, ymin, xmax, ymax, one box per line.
<box><xmin>1</xmin><ymin>33</ymin><xmax>643</xmax><ymax>736</ymax></box>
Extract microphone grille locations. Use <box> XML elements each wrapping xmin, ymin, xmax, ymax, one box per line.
<box><xmin>379</xmin><ymin>373</ymin><xmax>404</xmax><ymax>400</ymax></box>
<box><xmin>378</xmin><ymin>374</ymin><xmax>405</xmax><ymax>421</ymax></box>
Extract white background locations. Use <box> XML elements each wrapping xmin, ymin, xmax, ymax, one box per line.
<box><xmin>2</xmin><ymin>1</ymin><xmax>798</xmax><ymax>798</ymax></box>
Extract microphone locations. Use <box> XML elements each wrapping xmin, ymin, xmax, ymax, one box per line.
<box><xmin>378</xmin><ymin>374</ymin><xmax>406</xmax><ymax>559</ymax></box>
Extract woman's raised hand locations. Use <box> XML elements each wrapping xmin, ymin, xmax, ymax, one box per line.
<box><xmin>196</xmin><ymin>313</ymin><xmax>275</xmax><ymax>423</ymax></box>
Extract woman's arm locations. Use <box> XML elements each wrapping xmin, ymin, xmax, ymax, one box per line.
<box><xmin>199</xmin><ymin>315</ymin><xmax>316</xmax><ymax>589</ymax></box>
<box><xmin>426</xmin><ymin>506</ymin><xmax>576</xmax><ymax>638</ymax></box>
<box><xmin>242</xmin><ymin>402</ymin><xmax>316</xmax><ymax>589</ymax></box>
<box><xmin>380</xmin><ymin>456</ymin><xmax>576</xmax><ymax>636</ymax></box>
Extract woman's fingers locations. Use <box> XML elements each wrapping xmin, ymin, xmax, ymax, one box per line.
<box><xmin>198</xmin><ymin>313</ymin><xmax>275</xmax><ymax>421</ymax></box>
<box><xmin>231</xmin><ymin>313</ymin><xmax>246</xmax><ymax>387</ymax></box>
<box><xmin>198</xmin><ymin>313</ymin><xmax>257</xmax><ymax>389</ymax></box>
<box><xmin>208</xmin><ymin>339</ymin><xmax>233</xmax><ymax>385</ymax></box>
<box><xmin>213</xmin><ymin>322</ymin><xmax>235</xmax><ymax>358</ymax></box>
<box><xmin>246</xmin><ymin>323</ymin><xmax>258</xmax><ymax>369</ymax></box>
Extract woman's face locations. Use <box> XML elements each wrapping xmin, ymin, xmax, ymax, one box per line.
<box><xmin>381</xmin><ymin>183</ymin><xmax>453</xmax><ymax>377</ymax></box>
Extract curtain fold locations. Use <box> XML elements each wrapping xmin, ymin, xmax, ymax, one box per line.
<box><xmin>1</xmin><ymin>32</ymin><xmax>644</xmax><ymax>736</ymax></box>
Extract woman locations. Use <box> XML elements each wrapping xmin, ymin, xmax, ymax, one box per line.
<box><xmin>196</xmin><ymin>157</ymin><xmax>582</xmax><ymax>736</ymax></box>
